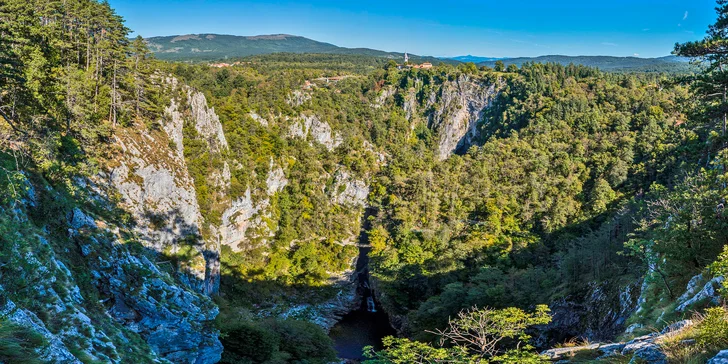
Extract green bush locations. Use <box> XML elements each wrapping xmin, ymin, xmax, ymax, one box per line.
<box><xmin>267</xmin><ymin>319</ymin><xmax>337</xmax><ymax>364</ymax></box>
<box><xmin>695</xmin><ymin>307</ymin><xmax>728</xmax><ymax>348</ymax></box>
<box><xmin>220</xmin><ymin>322</ymin><xmax>277</xmax><ymax>363</ymax></box>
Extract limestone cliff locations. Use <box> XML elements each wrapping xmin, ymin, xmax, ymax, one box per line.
<box><xmin>378</xmin><ymin>75</ymin><xmax>502</xmax><ymax>160</ymax></box>
<box><xmin>289</xmin><ymin>114</ymin><xmax>343</xmax><ymax>151</ymax></box>
<box><xmin>427</xmin><ymin>75</ymin><xmax>501</xmax><ymax>160</ymax></box>
<box><xmin>0</xmin><ymin>174</ymin><xmax>222</xmax><ymax>363</ymax></box>
<box><xmin>108</xmin><ymin>82</ymin><xmax>226</xmax><ymax>295</ymax></box>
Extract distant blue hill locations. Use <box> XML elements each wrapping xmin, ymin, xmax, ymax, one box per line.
<box><xmin>446</xmin><ymin>55</ymin><xmax>507</xmax><ymax>63</ymax></box>
<box><xmin>478</xmin><ymin>55</ymin><xmax>695</xmax><ymax>73</ymax></box>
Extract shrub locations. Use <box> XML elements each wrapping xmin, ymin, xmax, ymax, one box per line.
<box><xmin>267</xmin><ymin>319</ymin><xmax>337</xmax><ymax>364</ymax></box>
<box><xmin>220</xmin><ymin>322</ymin><xmax>277</xmax><ymax>363</ymax></box>
<box><xmin>695</xmin><ymin>307</ymin><xmax>728</xmax><ymax>348</ymax></box>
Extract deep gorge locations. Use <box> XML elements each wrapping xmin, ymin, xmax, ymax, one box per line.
<box><xmin>329</xmin><ymin>218</ymin><xmax>396</xmax><ymax>360</ymax></box>
<box><xmin>3</xmin><ymin>1</ymin><xmax>728</xmax><ymax>362</ymax></box>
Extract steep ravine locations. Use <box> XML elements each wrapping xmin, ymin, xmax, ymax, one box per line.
<box><xmin>329</xmin><ymin>208</ymin><xmax>396</xmax><ymax>361</ymax></box>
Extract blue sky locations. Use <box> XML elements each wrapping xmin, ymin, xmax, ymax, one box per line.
<box><xmin>109</xmin><ymin>0</ymin><xmax>718</xmax><ymax>58</ymax></box>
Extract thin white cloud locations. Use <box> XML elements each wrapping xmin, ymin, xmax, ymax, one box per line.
<box><xmin>633</xmin><ymin>53</ymin><xmax>640</xmax><ymax>57</ymax></box>
<box><xmin>642</xmin><ymin>28</ymin><xmax>651</xmax><ymax>31</ymax></box>
<box><xmin>509</xmin><ymin>38</ymin><xmax>551</xmax><ymax>49</ymax></box>
<box><xmin>683</xmin><ymin>11</ymin><xmax>689</xmax><ymax>20</ymax></box>
<box><xmin>601</xmin><ymin>42</ymin><xmax>618</xmax><ymax>46</ymax></box>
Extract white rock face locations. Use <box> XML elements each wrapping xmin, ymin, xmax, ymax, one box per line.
<box><xmin>403</xmin><ymin>88</ymin><xmax>418</xmax><ymax>121</ymax></box>
<box><xmin>220</xmin><ymin>160</ymin><xmax>288</xmax><ymax>252</ymax></box>
<box><xmin>109</xmin><ymin>131</ymin><xmax>202</xmax><ymax>251</ymax></box>
<box><xmin>163</xmin><ymin>98</ymin><xmax>186</xmax><ymax>158</ymax></box>
<box><xmin>429</xmin><ymin>75</ymin><xmax>500</xmax><ymax>160</ymax></box>
<box><xmin>109</xmin><ymin>82</ymin><xmax>231</xmax><ymax>290</ymax></box>
<box><xmin>289</xmin><ymin>114</ymin><xmax>343</xmax><ymax>151</ymax></box>
<box><xmin>332</xmin><ymin>169</ymin><xmax>369</xmax><ymax>207</ymax></box>
<box><xmin>676</xmin><ymin>275</ymin><xmax>725</xmax><ymax>312</ymax></box>
<box><xmin>266</xmin><ymin>159</ymin><xmax>288</xmax><ymax>195</ymax></box>
<box><xmin>220</xmin><ymin>188</ymin><xmax>265</xmax><ymax>252</ymax></box>
<box><xmin>287</xmin><ymin>90</ymin><xmax>311</xmax><ymax>107</ymax></box>
<box><xmin>374</xmin><ymin>86</ymin><xmax>396</xmax><ymax>108</ymax></box>
<box><xmin>110</xmin><ymin>129</ymin><xmax>203</xmax><ymax>256</ymax></box>
<box><xmin>249</xmin><ymin>112</ymin><xmax>269</xmax><ymax>126</ymax></box>
<box><xmin>709</xmin><ymin>350</ymin><xmax>728</xmax><ymax>364</ymax></box>
<box><xmin>189</xmin><ymin>91</ymin><xmax>228</xmax><ymax>152</ymax></box>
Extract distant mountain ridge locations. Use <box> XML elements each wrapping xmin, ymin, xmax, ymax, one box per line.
<box><xmin>146</xmin><ymin>33</ymin><xmax>695</xmax><ymax>73</ymax></box>
<box><xmin>446</xmin><ymin>55</ymin><xmax>507</xmax><ymax>63</ymax></box>
<box><xmin>477</xmin><ymin>55</ymin><xmax>693</xmax><ymax>72</ymax></box>
<box><xmin>145</xmin><ymin>33</ymin><xmax>445</xmax><ymax>64</ymax></box>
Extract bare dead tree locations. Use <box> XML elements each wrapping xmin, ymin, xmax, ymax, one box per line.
<box><xmin>425</xmin><ymin>305</ymin><xmax>551</xmax><ymax>359</ymax></box>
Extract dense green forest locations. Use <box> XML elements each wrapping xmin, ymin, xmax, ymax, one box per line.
<box><xmin>2</xmin><ymin>0</ymin><xmax>728</xmax><ymax>363</ymax></box>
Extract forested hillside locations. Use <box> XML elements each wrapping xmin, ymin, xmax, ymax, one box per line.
<box><xmin>145</xmin><ymin>34</ymin><xmax>448</xmax><ymax>65</ymax></box>
<box><xmin>2</xmin><ymin>0</ymin><xmax>728</xmax><ymax>363</ymax></box>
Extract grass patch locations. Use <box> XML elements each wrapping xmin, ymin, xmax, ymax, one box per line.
<box><xmin>658</xmin><ymin>307</ymin><xmax>728</xmax><ymax>363</ymax></box>
<box><xmin>0</xmin><ymin>319</ymin><xmax>46</xmax><ymax>364</ymax></box>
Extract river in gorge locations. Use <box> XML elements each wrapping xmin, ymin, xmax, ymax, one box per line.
<box><xmin>328</xmin><ymin>211</ymin><xmax>396</xmax><ymax>361</ymax></box>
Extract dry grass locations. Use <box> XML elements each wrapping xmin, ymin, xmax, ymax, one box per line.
<box><xmin>658</xmin><ymin>307</ymin><xmax>728</xmax><ymax>364</ymax></box>
<box><xmin>555</xmin><ymin>337</ymin><xmax>592</xmax><ymax>349</ymax></box>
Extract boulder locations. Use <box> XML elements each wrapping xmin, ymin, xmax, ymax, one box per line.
<box><xmin>622</xmin><ymin>334</ymin><xmax>658</xmax><ymax>355</ymax></box>
<box><xmin>541</xmin><ymin>343</ymin><xmax>626</xmax><ymax>360</ymax></box>
<box><xmin>676</xmin><ymin>276</ymin><xmax>725</xmax><ymax>312</ymax></box>
<box><xmin>542</xmin><ymin>344</ymin><xmax>601</xmax><ymax>360</ymax></box>
<box><xmin>709</xmin><ymin>350</ymin><xmax>728</xmax><ymax>364</ymax></box>
<box><xmin>660</xmin><ymin>319</ymin><xmax>694</xmax><ymax>335</ymax></box>
<box><xmin>629</xmin><ymin>344</ymin><xmax>667</xmax><ymax>364</ymax></box>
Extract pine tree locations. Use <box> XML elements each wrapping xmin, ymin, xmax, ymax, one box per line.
<box><xmin>675</xmin><ymin>0</ymin><xmax>728</xmax><ymax>142</ymax></box>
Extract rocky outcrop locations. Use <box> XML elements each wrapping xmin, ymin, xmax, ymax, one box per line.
<box><xmin>110</xmin><ymin>128</ymin><xmax>202</xmax><ymax>249</ymax></box>
<box><xmin>676</xmin><ymin>274</ymin><xmax>725</xmax><ymax>312</ymax></box>
<box><xmin>266</xmin><ymin>159</ymin><xmax>288</xmax><ymax>195</ymax></box>
<box><xmin>220</xmin><ymin>188</ymin><xmax>268</xmax><ymax>252</ymax></box>
<box><xmin>188</xmin><ymin>91</ymin><xmax>228</xmax><ymax>152</ymax></box>
<box><xmin>263</xmin><ymin>275</ymin><xmax>359</xmax><ymax>331</ymax></box>
<box><xmin>403</xmin><ymin>88</ymin><xmax>418</xmax><ymax>121</ymax></box>
<box><xmin>1</xmin><ymin>181</ymin><xmax>222</xmax><ymax>363</ymax></box>
<box><xmin>429</xmin><ymin>75</ymin><xmax>500</xmax><ymax>160</ymax></box>
<box><xmin>109</xmin><ymin>118</ymin><xmax>207</xmax><ymax>291</ymax></box>
<box><xmin>289</xmin><ymin>114</ymin><xmax>343</xmax><ymax>151</ymax></box>
<box><xmin>0</xmin><ymin>293</ymin><xmax>82</xmax><ymax>363</ymax></box>
<box><xmin>108</xmin><ymin>82</ymin><xmax>235</xmax><ymax>296</ymax></box>
<box><xmin>249</xmin><ymin>112</ymin><xmax>269</xmax><ymax>126</ymax></box>
<box><xmin>96</xmin><ymin>247</ymin><xmax>222</xmax><ymax>363</ymax></box>
<box><xmin>70</xmin><ymin>204</ymin><xmax>223</xmax><ymax>363</ymax></box>
<box><xmin>332</xmin><ymin>169</ymin><xmax>369</xmax><ymax>207</ymax></box>
<box><xmin>220</xmin><ymin>161</ymin><xmax>287</xmax><ymax>252</ymax></box>
<box><xmin>709</xmin><ymin>350</ymin><xmax>728</xmax><ymax>364</ymax></box>
<box><xmin>541</xmin><ymin>343</ymin><xmax>622</xmax><ymax>360</ymax></box>
<box><xmin>374</xmin><ymin>86</ymin><xmax>396</xmax><ymax>108</ymax></box>
<box><xmin>542</xmin><ymin>320</ymin><xmax>694</xmax><ymax>363</ymax></box>
<box><xmin>287</xmin><ymin>90</ymin><xmax>311</xmax><ymax>107</ymax></box>
<box><xmin>539</xmin><ymin>281</ymin><xmax>641</xmax><ymax>346</ymax></box>
<box><xmin>373</xmin><ymin>76</ymin><xmax>501</xmax><ymax>160</ymax></box>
